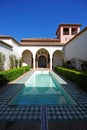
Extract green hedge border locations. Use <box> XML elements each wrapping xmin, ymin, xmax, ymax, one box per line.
<box><xmin>0</xmin><ymin>66</ymin><xmax>31</xmax><ymax>87</ymax></box>
<box><xmin>55</xmin><ymin>66</ymin><xmax>87</xmax><ymax>92</ymax></box>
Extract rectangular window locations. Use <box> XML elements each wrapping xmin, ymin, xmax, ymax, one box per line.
<box><xmin>71</xmin><ymin>28</ymin><xmax>77</xmax><ymax>35</ymax></box>
<box><xmin>63</xmin><ymin>28</ymin><xmax>69</xmax><ymax>35</ymax></box>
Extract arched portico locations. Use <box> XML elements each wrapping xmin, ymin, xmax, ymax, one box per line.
<box><xmin>20</xmin><ymin>46</ymin><xmax>64</xmax><ymax>69</ymax></box>
<box><xmin>22</xmin><ymin>50</ymin><xmax>33</xmax><ymax>67</ymax></box>
<box><xmin>52</xmin><ymin>50</ymin><xmax>64</xmax><ymax>68</ymax></box>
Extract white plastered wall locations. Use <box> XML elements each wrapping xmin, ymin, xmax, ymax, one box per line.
<box><xmin>19</xmin><ymin>45</ymin><xmax>64</xmax><ymax>57</ymax></box>
<box><xmin>0</xmin><ymin>42</ymin><xmax>12</xmax><ymax>70</ymax></box>
<box><xmin>0</xmin><ymin>39</ymin><xmax>20</xmax><ymax>58</ymax></box>
<box><xmin>64</xmin><ymin>29</ymin><xmax>87</xmax><ymax>69</ymax></box>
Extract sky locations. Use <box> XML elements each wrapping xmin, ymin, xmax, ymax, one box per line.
<box><xmin>0</xmin><ymin>0</ymin><xmax>87</xmax><ymax>41</ymax></box>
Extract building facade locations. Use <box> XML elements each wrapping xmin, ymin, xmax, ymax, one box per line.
<box><xmin>0</xmin><ymin>24</ymin><xmax>87</xmax><ymax>70</ymax></box>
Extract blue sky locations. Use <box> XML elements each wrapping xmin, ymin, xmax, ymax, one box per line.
<box><xmin>0</xmin><ymin>0</ymin><xmax>87</xmax><ymax>41</ymax></box>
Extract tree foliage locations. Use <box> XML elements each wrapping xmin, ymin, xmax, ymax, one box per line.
<box><xmin>0</xmin><ymin>52</ymin><xmax>5</xmax><ymax>71</ymax></box>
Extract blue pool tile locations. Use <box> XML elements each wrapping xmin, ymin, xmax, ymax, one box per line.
<box><xmin>57</xmin><ymin>115</ymin><xmax>62</xmax><ymax>119</ymax></box>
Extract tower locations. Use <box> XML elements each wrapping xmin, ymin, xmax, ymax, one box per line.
<box><xmin>56</xmin><ymin>24</ymin><xmax>81</xmax><ymax>44</ymax></box>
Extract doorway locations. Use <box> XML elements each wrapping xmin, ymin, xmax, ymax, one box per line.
<box><xmin>38</xmin><ymin>56</ymin><xmax>46</xmax><ymax>68</ymax></box>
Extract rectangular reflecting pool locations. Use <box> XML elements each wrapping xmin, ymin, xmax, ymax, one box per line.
<box><xmin>9</xmin><ymin>70</ymin><xmax>77</xmax><ymax>105</ymax></box>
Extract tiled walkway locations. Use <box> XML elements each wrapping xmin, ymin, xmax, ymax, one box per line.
<box><xmin>0</xmin><ymin>70</ymin><xmax>87</xmax><ymax>129</ymax></box>
<box><xmin>0</xmin><ymin>71</ymin><xmax>41</xmax><ymax>122</ymax></box>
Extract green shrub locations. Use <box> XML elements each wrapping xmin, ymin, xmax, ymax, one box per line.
<box><xmin>55</xmin><ymin>66</ymin><xmax>87</xmax><ymax>92</ymax></box>
<box><xmin>19</xmin><ymin>57</ymin><xmax>23</xmax><ymax>67</ymax></box>
<box><xmin>0</xmin><ymin>73</ymin><xmax>7</xmax><ymax>86</ymax></box>
<box><xmin>9</xmin><ymin>54</ymin><xmax>16</xmax><ymax>69</ymax></box>
<box><xmin>0</xmin><ymin>66</ymin><xmax>31</xmax><ymax>87</ymax></box>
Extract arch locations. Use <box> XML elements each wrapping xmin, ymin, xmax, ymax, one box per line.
<box><xmin>52</xmin><ymin>50</ymin><xmax>64</xmax><ymax>67</ymax></box>
<box><xmin>22</xmin><ymin>50</ymin><xmax>33</xmax><ymax>67</ymax></box>
<box><xmin>35</xmin><ymin>47</ymin><xmax>50</xmax><ymax>56</ymax></box>
<box><xmin>36</xmin><ymin>48</ymin><xmax>50</xmax><ymax>68</ymax></box>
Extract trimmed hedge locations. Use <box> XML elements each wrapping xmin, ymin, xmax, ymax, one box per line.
<box><xmin>0</xmin><ymin>66</ymin><xmax>31</xmax><ymax>87</ymax></box>
<box><xmin>55</xmin><ymin>66</ymin><xmax>87</xmax><ymax>92</ymax></box>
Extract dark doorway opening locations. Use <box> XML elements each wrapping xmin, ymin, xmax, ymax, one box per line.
<box><xmin>38</xmin><ymin>56</ymin><xmax>46</xmax><ymax>68</ymax></box>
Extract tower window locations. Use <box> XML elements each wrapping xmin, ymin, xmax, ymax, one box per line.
<box><xmin>63</xmin><ymin>28</ymin><xmax>69</xmax><ymax>35</ymax></box>
<box><xmin>71</xmin><ymin>28</ymin><xmax>77</xmax><ymax>35</ymax></box>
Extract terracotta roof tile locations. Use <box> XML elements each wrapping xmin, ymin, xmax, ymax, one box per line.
<box><xmin>20</xmin><ymin>38</ymin><xmax>63</xmax><ymax>46</ymax></box>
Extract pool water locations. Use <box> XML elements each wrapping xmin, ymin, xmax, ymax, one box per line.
<box><xmin>9</xmin><ymin>71</ymin><xmax>76</xmax><ymax>105</ymax></box>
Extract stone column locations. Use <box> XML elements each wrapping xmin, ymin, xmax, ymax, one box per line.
<box><xmin>33</xmin><ymin>54</ymin><xmax>35</xmax><ymax>69</ymax></box>
<box><xmin>50</xmin><ymin>54</ymin><xmax>52</xmax><ymax>70</ymax></box>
